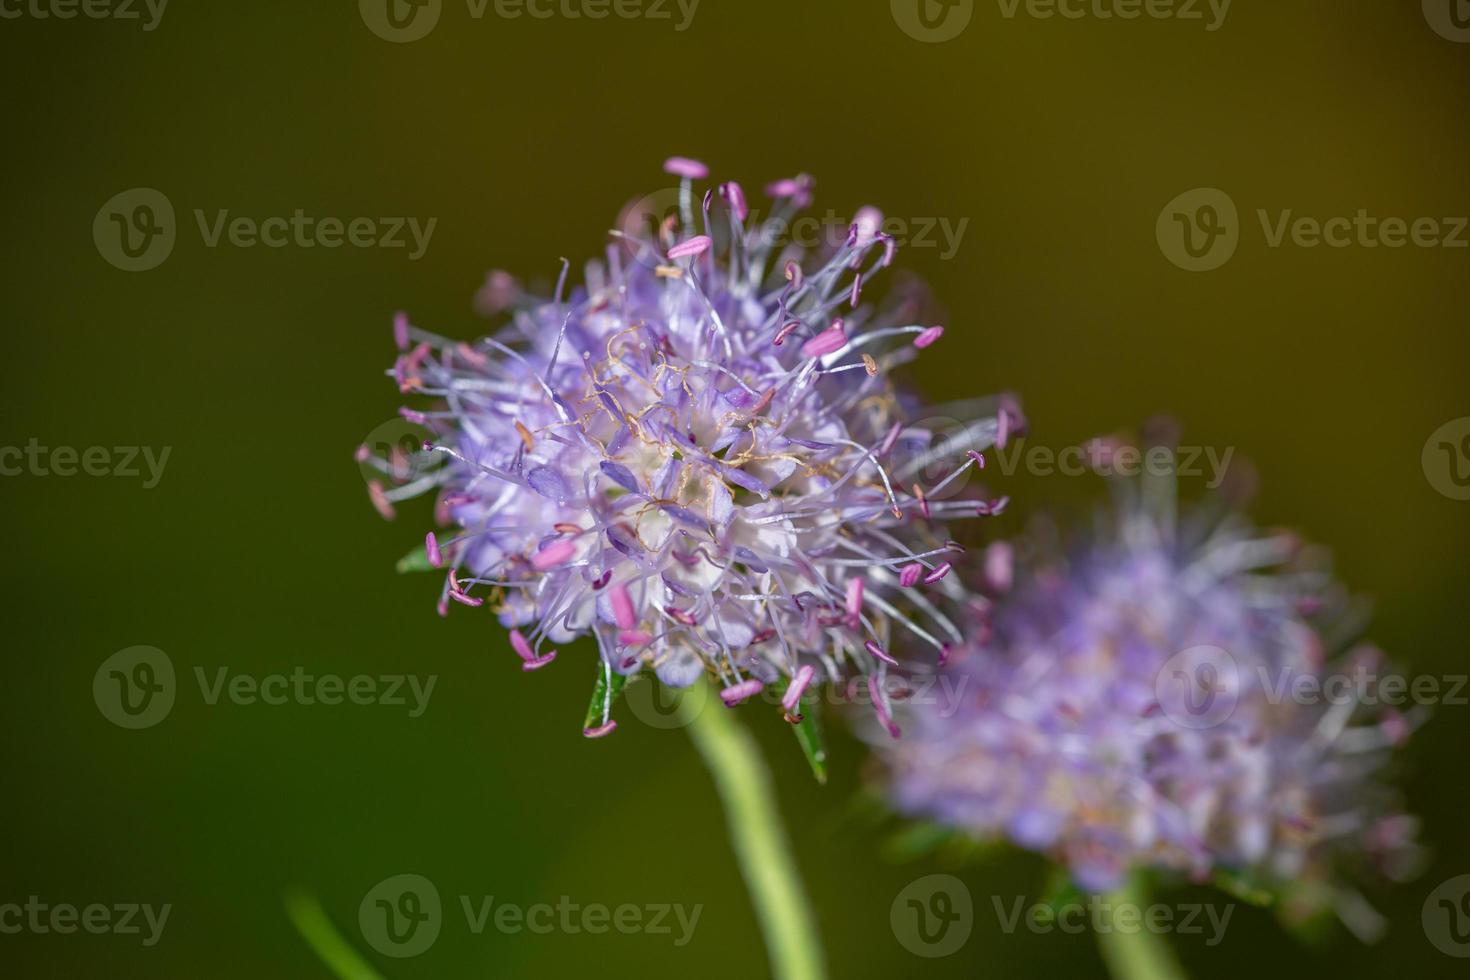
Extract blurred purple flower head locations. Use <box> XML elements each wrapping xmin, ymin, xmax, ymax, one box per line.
<box><xmin>361</xmin><ymin>157</ymin><xmax>1018</xmax><ymax>735</ymax></box>
<box><xmin>867</xmin><ymin>434</ymin><xmax>1420</xmax><ymax>934</ymax></box>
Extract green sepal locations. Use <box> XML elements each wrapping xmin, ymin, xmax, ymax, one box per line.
<box><xmin>395</xmin><ymin>543</ymin><xmax>437</xmax><ymax>574</ymax></box>
<box><xmin>783</xmin><ymin>682</ymin><xmax>828</xmax><ymax>784</ymax></box>
<box><xmin>583</xmin><ymin>661</ymin><xmax>629</xmax><ymax>734</ymax></box>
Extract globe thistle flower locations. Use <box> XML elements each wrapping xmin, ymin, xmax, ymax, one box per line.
<box><xmin>865</xmin><ymin>432</ymin><xmax>1420</xmax><ymax>936</ymax></box>
<box><xmin>360</xmin><ymin>157</ymin><xmax>1017</xmax><ymax>737</ymax></box>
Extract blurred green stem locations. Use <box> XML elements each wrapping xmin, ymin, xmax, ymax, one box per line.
<box><xmin>1094</xmin><ymin>875</ymin><xmax>1189</xmax><ymax>980</ymax></box>
<box><xmin>681</xmin><ymin>687</ymin><xmax>827</xmax><ymax>980</ymax></box>
<box><xmin>285</xmin><ymin>889</ymin><xmax>384</xmax><ymax>980</ymax></box>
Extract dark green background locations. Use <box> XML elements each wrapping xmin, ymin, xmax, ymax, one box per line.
<box><xmin>3</xmin><ymin>1</ymin><xmax>1468</xmax><ymax>976</ymax></box>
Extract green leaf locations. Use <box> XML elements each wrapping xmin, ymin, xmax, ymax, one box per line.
<box><xmin>583</xmin><ymin>661</ymin><xmax>629</xmax><ymax>734</ymax></box>
<box><xmin>395</xmin><ymin>542</ymin><xmax>437</xmax><ymax>574</ymax></box>
<box><xmin>784</xmin><ymin>684</ymin><xmax>828</xmax><ymax>784</ymax></box>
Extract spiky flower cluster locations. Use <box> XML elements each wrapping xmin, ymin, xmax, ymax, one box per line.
<box><xmin>867</xmin><ymin>439</ymin><xmax>1419</xmax><ymax>932</ymax></box>
<box><xmin>361</xmin><ymin>157</ymin><xmax>1016</xmax><ymax>735</ymax></box>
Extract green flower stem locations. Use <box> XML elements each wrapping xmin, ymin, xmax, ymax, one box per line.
<box><xmin>285</xmin><ymin>889</ymin><xmax>385</xmax><ymax>980</ymax></box>
<box><xmin>1094</xmin><ymin>875</ymin><xmax>1189</xmax><ymax>980</ymax></box>
<box><xmin>681</xmin><ymin>687</ymin><xmax>827</xmax><ymax>980</ymax></box>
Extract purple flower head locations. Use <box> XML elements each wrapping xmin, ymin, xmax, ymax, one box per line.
<box><xmin>362</xmin><ymin>158</ymin><xmax>1015</xmax><ymax>735</ymax></box>
<box><xmin>866</xmin><ymin>433</ymin><xmax>1420</xmax><ymax>935</ymax></box>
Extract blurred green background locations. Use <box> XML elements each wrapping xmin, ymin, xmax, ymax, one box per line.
<box><xmin>3</xmin><ymin>0</ymin><xmax>1468</xmax><ymax>976</ymax></box>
